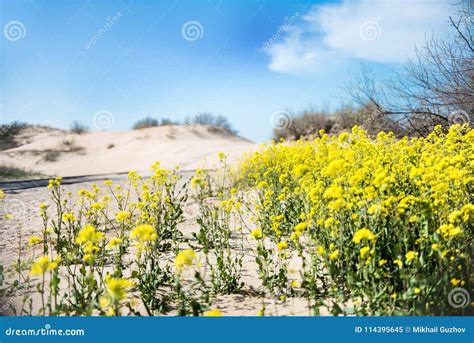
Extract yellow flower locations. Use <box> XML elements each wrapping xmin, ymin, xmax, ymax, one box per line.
<box><xmin>324</xmin><ymin>217</ymin><xmax>335</xmax><ymax>228</ymax></box>
<box><xmin>405</xmin><ymin>251</ymin><xmax>418</xmax><ymax>262</ymax></box>
<box><xmin>30</xmin><ymin>255</ymin><xmax>58</xmax><ymax>276</ymax></box>
<box><xmin>104</xmin><ymin>180</ymin><xmax>113</xmax><ymax>186</ymax></box>
<box><xmin>62</xmin><ymin>212</ymin><xmax>75</xmax><ymax>222</ymax></box>
<box><xmin>47</xmin><ymin>257</ymin><xmax>61</xmax><ymax>270</ymax></box>
<box><xmin>291</xmin><ymin>280</ymin><xmax>300</xmax><ymax>287</ymax></box>
<box><xmin>352</xmin><ymin>228</ymin><xmax>375</xmax><ymax>244</ymax></box>
<box><xmin>292</xmin><ymin>164</ymin><xmax>309</xmax><ymax>178</ymax></box>
<box><xmin>204</xmin><ymin>309</ymin><xmax>223</xmax><ymax>316</ymax></box>
<box><xmin>175</xmin><ymin>249</ymin><xmax>197</xmax><ymax>270</ymax></box>
<box><xmin>329</xmin><ymin>250</ymin><xmax>339</xmax><ymax>260</ymax></box>
<box><xmin>115</xmin><ymin>211</ymin><xmax>131</xmax><ymax>223</ymax></box>
<box><xmin>450</xmin><ymin>227</ymin><xmax>463</xmax><ymax>237</ymax></box>
<box><xmin>0</xmin><ymin>189</ymin><xmax>4</xmax><ymax>200</ymax></box>
<box><xmin>277</xmin><ymin>241</ymin><xmax>288</xmax><ymax>251</ymax></box>
<box><xmin>99</xmin><ymin>295</ymin><xmax>111</xmax><ymax>308</ymax></box>
<box><xmin>316</xmin><ymin>245</ymin><xmax>326</xmax><ymax>255</ymax></box>
<box><xmin>431</xmin><ymin>243</ymin><xmax>440</xmax><ymax>251</ymax></box>
<box><xmin>294</xmin><ymin>222</ymin><xmax>307</xmax><ymax>233</ymax></box>
<box><xmin>47</xmin><ymin>177</ymin><xmax>62</xmax><ymax>189</ymax></box>
<box><xmin>367</xmin><ymin>204</ymin><xmax>381</xmax><ymax>215</ymax></box>
<box><xmin>191</xmin><ymin>176</ymin><xmax>204</xmax><ymax>188</ymax></box>
<box><xmin>414</xmin><ymin>288</ymin><xmax>421</xmax><ymax>295</ymax></box>
<box><xmin>104</xmin><ymin>275</ymin><xmax>134</xmax><ymax>301</ymax></box>
<box><xmin>378</xmin><ymin>259</ymin><xmax>387</xmax><ymax>266</ymax></box>
<box><xmin>76</xmin><ymin>224</ymin><xmax>104</xmax><ymax>245</ymax></box>
<box><xmin>360</xmin><ymin>246</ymin><xmax>370</xmax><ymax>258</ymax></box>
<box><xmin>106</xmin><ymin>237</ymin><xmax>123</xmax><ymax>250</ymax></box>
<box><xmin>83</xmin><ymin>254</ymin><xmax>95</xmax><ymax>264</ymax></box>
<box><xmin>217</xmin><ymin>152</ymin><xmax>226</xmax><ymax>161</ymax></box>
<box><xmin>130</xmin><ymin>224</ymin><xmax>157</xmax><ymax>245</ymax></box>
<box><xmin>437</xmin><ymin>224</ymin><xmax>463</xmax><ymax>237</ymax></box>
<box><xmin>450</xmin><ymin>278</ymin><xmax>461</xmax><ymax>286</ymax></box>
<box><xmin>250</xmin><ymin>228</ymin><xmax>263</xmax><ymax>240</ymax></box>
<box><xmin>28</xmin><ymin>236</ymin><xmax>42</xmax><ymax>247</ymax></box>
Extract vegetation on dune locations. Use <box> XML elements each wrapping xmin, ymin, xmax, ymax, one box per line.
<box><xmin>273</xmin><ymin>103</ymin><xmax>404</xmax><ymax>141</ymax></box>
<box><xmin>0</xmin><ymin>165</ymin><xmax>42</xmax><ymax>180</ymax></box>
<box><xmin>185</xmin><ymin>113</ymin><xmax>238</xmax><ymax>135</ymax></box>
<box><xmin>70</xmin><ymin>121</ymin><xmax>89</xmax><ymax>134</ymax></box>
<box><xmin>132</xmin><ymin>114</ymin><xmax>235</xmax><ymax>134</ymax></box>
<box><xmin>132</xmin><ymin>117</ymin><xmax>160</xmax><ymax>130</ymax></box>
<box><xmin>0</xmin><ymin>121</ymin><xmax>28</xmax><ymax>151</ymax></box>
<box><xmin>0</xmin><ymin>125</ymin><xmax>472</xmax><ymax>316</ymax></box>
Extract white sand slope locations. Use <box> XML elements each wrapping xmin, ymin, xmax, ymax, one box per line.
<box><xmin>0</xmin><ymin>125</ymin><xmax>256</xmax><ymax>177</ymax></box>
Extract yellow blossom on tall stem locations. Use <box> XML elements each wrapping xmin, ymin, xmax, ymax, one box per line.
<box><xmin>30</xmin><ymin>255</ymin><xmax>59</xmax><ymax>276</ymax></box>
<box><xmin>115</xmin><ymin>211</ymin><xmax>131</xmax><ymax>223</ymax></box>
<box><xmin>352</xmin><ymin>228</ymin><xmax>376</xmax><ymax>244</ymax></box>
<box><xmin>130</xmin><ymin>224</ymin><xmax>157</xmax><ymax>248</ymax></box>
<box><xmin>175</xmin><ymin>249</ymin><xmax>198</xmax><ymax>271</ymax></box>
<box><xmin>250</xmin><ymin>228</ymin><xmax>263</xmax><ymax>240</ymax></box>
<box><xmin>405</xmin><ymin>251</ymin><xmax>418</xmax><ymax>262</ymax></box>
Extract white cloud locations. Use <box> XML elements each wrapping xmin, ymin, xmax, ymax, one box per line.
<box><xmin>264</xmin><ymin>0</ymin><xmax>452</xmax><ymax>75</ymax></box>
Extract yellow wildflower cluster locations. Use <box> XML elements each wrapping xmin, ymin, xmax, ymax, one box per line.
<box><xmin>175</xmin><ymin>249</ymin><xmax>198</xmax><ymax>271</ymax></box>
<box><xmin>30</xmin><ymin>255</ymin><xmax>60</xmax><ymax>276</ymax></box>
<box><xmin>239</xmin><ymin>124</ymin><xmax>473</xmax><ymax>314</ymax></box>
<box><xmin>76</xmin><ymin>224</ymin><xmax>105</xmax><ymax>263</ymax></box>
<box><xmin>130</xmin><ymin>224</ymin><xmax>157</xmax><ymax>252</ymax></box>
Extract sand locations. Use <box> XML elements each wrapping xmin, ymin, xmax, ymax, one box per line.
<box><xmin>0</xmin><ymin>125</ymin><xmax>256</xmax><ymax>177</ymax></box>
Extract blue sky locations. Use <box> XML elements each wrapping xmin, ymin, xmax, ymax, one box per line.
<box><xmin>0</xmin><ymin>0</ymin><xmax>454</xmax><ymax>141</ymax></box>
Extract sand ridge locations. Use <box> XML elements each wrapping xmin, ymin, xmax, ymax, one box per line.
<box><xmin>0</xmin><ymin>125</ymin><xmax>256</xmax><ymax>177</ymax></box>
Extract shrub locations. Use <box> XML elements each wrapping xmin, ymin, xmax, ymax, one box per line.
<box><xmin>0</xmin><ymin>165</ymin><xmax>39</xmax><ymax>180</ymax></box>
<box><xmin>132</xmin><ymin>117</ymin><xmax>159</xmax><ymax>130</ymax></box>
<box><xmin>273</xmin><ymin>104</ymin><xmax>406</xmax><ymax>141</ymax></box>
<box><xmin>185</xmin><ymin>113</ymin><xmax>237</xmax><ymax>135</ymax></box>
<box><xmin>160</xmin><ymin>118</ymin><xmax>179</xmax><ymax>126</ymax></box>
<box><xmin>70</xmin><ymin>121</ymin><xmax>89</xmax><ymax>134</ymax></box>
<box><xmin>273</xmin><ymin>110</ymin><xmax>335</xmax><ymax>141</ymax></box>
<box><xmin>0</xmin><ymin>121</ymin><xmax>27</xmax><ymax>150</ymax></box>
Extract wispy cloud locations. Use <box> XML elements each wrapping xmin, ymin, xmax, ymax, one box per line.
<box><xmin>264</xmin><ymin>0</ymin><xmax>453</xmax><ymax>75</ymax></box>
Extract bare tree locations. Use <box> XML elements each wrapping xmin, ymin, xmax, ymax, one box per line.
<box><xmin>345</xmin><ymin>1</ymin><xmax>473</xmax><ymax>136</ymax></box>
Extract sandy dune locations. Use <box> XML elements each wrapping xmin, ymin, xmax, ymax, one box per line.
<box><xmin>0</xmin><ymin>125</ymin><xmax>256</xmax><ymax>177</ymax></box>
